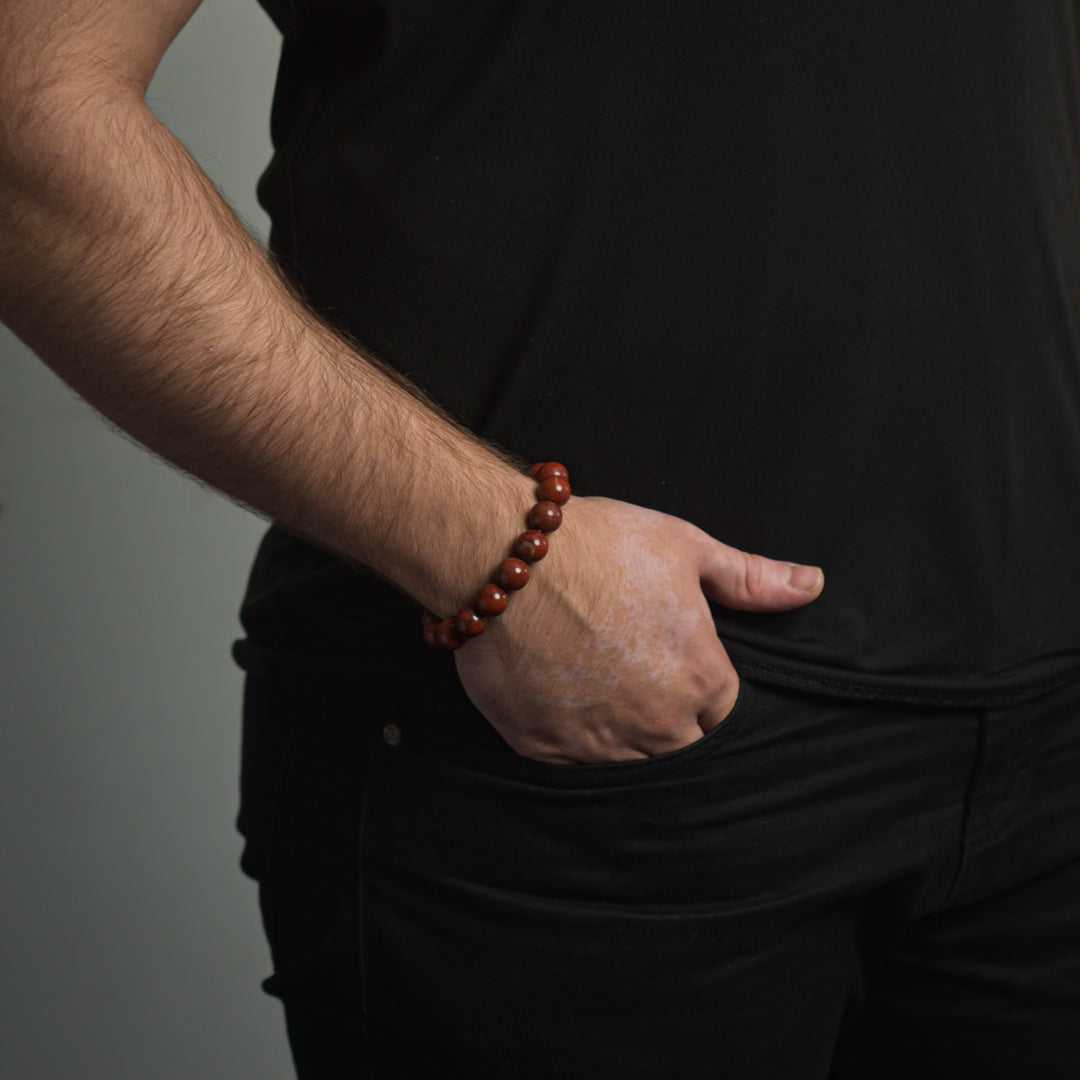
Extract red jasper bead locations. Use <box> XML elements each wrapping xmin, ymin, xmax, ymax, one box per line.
<box><xmin>527</xmin><ymin>462</ymin><xmax>547</xmax><ymax>479</ymax></box>
<box><xmin>536</xmin><ymin>461</ymin><xmax>569</xmax><ymax>481</ymax></box>
<box><xmin>422</xmin><ymin>619</ymin><xmax>441</xmax><ymax>648</ymax></box>
<box><xmin>435</xmin><ymin>618</ymin><xmax>464</xmax><ymax>650</ymax></box>
<box><xmin>474</xmin><ymin>583</ymin><xmax>509</xmax><ymax>617</ymax></box>
<box><xmin>513</xmin><ymin>530</ymin><xmax>549</xmax><ymax>562</ymax></box>
<box><xmin>495</xmin><ymin>557</ymin><xmax>530</xmax><ymax>590</ymax></box>
<box><xmin>527</xmin><ymin>500</ymin><xmax>563</xmax><ymax>532</ymax></box>
<box><xmin>453</xmin><ymin>606</ymin><xmax>486</xmax><ymax>638</ymax></box>
<box><xmin>538</xmin><ymin>475</ymin><xmax>571</xmax><ymax>505</ymax></box>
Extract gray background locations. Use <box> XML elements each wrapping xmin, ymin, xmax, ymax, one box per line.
<box><xmin>1</xmin><ymin>3</ymin><xmax>296</xmax><ymax>1076</ymax></box>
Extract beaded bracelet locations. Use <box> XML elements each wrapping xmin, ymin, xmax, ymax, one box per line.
<box><xmin>420</xmin><ymin>461</ymin><xmax>571</xmax><ymax>650</ymax></box>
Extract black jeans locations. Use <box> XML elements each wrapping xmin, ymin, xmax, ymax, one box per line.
<box><xmin>236</xmin><ymin>645</ymin><xmax>1080</xmax><ymax>1078</ymax></box>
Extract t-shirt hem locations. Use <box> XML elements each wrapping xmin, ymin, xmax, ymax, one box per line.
<box><xmin>723</xmin><ymin>642</ymin><xmax>1079</xmax><ymax>709</ymax></box>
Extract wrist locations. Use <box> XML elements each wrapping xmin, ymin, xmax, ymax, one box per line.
<box><xmin>409</xmin><ymin>464</ymin><xmax>539</xmax><ymax>616</ymax></box>
<box><xmin>419</xmin><ymin>462</ymin><xmax>572</xmax><ymax>646</ymax></box>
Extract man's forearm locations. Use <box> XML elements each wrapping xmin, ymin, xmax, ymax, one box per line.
<box><xmin>0</xmin><ymin>10</ymin><xmax>827</xmax><ymax>766</ymax></box>
<box><xmin>0</xmin><ymin>78</ymin><xmax>531</xmax><ymax>613</ymax></box>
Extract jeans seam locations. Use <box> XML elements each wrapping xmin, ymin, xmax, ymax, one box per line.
<box><xmin>357</xmin><ymin>728</ymin><xmax>373</xmax><ymax>1063</ymax></box>
<box><xmin>939</xmin><ymin>713</ymin><xmax>988</xmax><ymax>912</ymax></box>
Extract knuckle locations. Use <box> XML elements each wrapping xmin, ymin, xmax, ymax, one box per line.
<box><xmin>642</xmin><ymin>712</ymin><xmax>692</xmax><ymax>751</ymax></box>
<box><xmin>688</xmin><ymin>659</ymin><xmax>731</xmax><ymax>700</ymax></box>
<box><xmin>737</xmin><ymin>549</ymin><xmax>766</xmax><ymax>601</ymax></box>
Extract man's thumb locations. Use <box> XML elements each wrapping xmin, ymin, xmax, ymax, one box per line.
<box><xmin>700</xmin><ymin>544</ymin><xmax>824</xmax><ymax>612</ymax></box>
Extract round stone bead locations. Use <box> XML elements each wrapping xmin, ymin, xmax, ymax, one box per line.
<box><xmin>435</xmin><ymin>618</ymin><xmax>464</xmax><ymax>650</ymax></box>
<box><xmin>513</xmin><ymin>530</ymin><xmax>549</xmax><ymax>562</ymax></box>
<box><xmin>422</xmin><ymin>619</ymin><xmax>441</xmax><ymax>648</ymax></box>
<box><xmin>474</xmin><ymin>583</ymin><xmax>509</xmax><ymax>617</ymax></box>
<box><xmin>453</xmin><ymin>606</ymin><xmax>487</xmax><ymax>638</ymax></box>
<box><xmin>538</xmin><ymin>475</ymin><xmax>571</xmax><ymax>505</ymax></box>
<box><xmin>527</xmin><ymin>462</ymin><xmax>547</xmax><ymax>479</ymax></box>
<box><xmin>495</xmin><ymin>557</ymin><xmax>530</xmax><ymax>590</ymax></box>
<box><xmin>527</xmin><ymin>500</ymin><xmax>563</xmax><ymax>532</ymax></box>
<box><xmin>536</xmin><ymin>461</ymin><xmax>569</xmax><ymax>481</ymax></box>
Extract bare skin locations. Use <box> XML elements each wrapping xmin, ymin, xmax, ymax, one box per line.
<box><xmin>458</xmin><ymin>498</ymin><xmax>822</xmax><ymax>762</ymax></box>
<box><xmin>0</xmin><ymin>0</ymin><xmax>823</xmax><ymax>762</ymax></box>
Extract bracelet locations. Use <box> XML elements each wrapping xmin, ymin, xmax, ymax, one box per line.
<box><xmin>421</xmin><ymin>461</ymin><xmax>571</xmax><ymax>650</ymax></box>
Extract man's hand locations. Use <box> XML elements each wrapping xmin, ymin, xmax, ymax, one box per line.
<box><xmin>456</xmin><ymin>496</ymin><xmax>823</xmax><ymax>763</ymax></box>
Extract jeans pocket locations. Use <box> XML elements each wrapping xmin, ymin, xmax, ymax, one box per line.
<box><xmin>385</xmin><ymin>669</ymin><xmax>759</xmax><ymax>792</ymax></box>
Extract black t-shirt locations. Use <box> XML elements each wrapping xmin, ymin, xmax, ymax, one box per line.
<box><xmin>242</xmin><ymin>0</ymin><xmax>1080</xmax><ymax>705</ymax></box>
